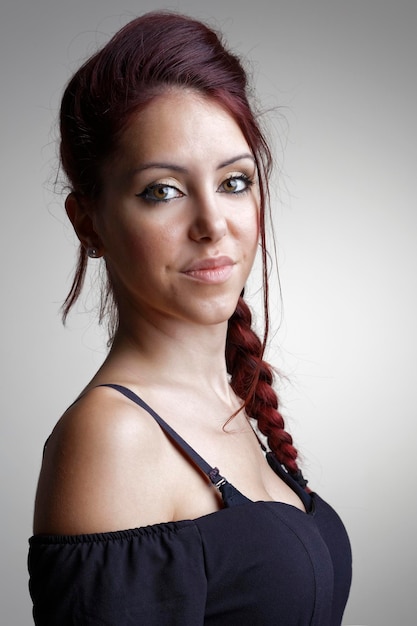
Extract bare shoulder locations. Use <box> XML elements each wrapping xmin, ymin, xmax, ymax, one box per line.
<box><xmin>33</xmin><ymin>386</ymin><xmax>175</xmax><ymax>536</ymax></box>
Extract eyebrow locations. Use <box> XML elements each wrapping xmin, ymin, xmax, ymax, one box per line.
<box><xmin>218</xmin><ymin>153</ymin><xmax>256</xmax><ymax>169</ymax></box>
<box><xmin>131</xmin><ymin>153</ymin><xmax>255</xmax><ymax>175</ymax></box>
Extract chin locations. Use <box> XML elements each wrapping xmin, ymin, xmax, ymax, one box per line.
<box><xmin>190</xmin><ymin>298</ymin><xmax>240</xmax><ymax>327</ymax></box>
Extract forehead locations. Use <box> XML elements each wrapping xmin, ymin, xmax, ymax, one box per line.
<box><xmin>115</xmin><ymin>89</ymin><xmax>251</xmax><ymax>166</ymax></box>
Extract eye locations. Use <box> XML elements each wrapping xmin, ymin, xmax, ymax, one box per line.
<box><xmin>219</xmin><ymin>174</ymin><xmax>254</xmax><ymax>194</ymax></box>
<box><xmin>136</xmin><ymin>183</ymin><xmax>184</xmax><ymax>203</ymax></box>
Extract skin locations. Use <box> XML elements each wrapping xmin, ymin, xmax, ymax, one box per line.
<box><xmin>33</xmin><ymin>90</ymin><xmax>305</xmax><ymax>536</ymax></box>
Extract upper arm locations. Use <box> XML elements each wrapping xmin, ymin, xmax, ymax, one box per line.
<box><xmin>29</xmin><ymin>520</ymin><xmax>208</xmax><ymax>625</ymax></box>
<box><xmin>33</xmin><ymin>387</ymin><xmax>174</xmax><ymax>535</ymax></box>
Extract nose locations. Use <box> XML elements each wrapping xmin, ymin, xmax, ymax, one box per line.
<box><xmin>188</xmin><ymin>193</ymin><xmax>227</xmax><ymax>243</ymax></box>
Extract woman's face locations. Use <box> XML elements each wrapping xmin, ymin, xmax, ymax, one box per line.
<box><xmin>93</xmin><ymin>89</ymin><xmax>260</xmax><ymax>330</ymax></box>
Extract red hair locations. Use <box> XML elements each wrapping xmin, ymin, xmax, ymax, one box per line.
<box><xmin>59</xmin><ymin>11</ymin><xmax>304</xmax><ymax>483</ymax></box>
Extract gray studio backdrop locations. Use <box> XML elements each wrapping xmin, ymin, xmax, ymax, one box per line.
<box><xmin>1</xmin><ymin>1</ymin><xmax>416</xmax><ymax>624</ymax></box>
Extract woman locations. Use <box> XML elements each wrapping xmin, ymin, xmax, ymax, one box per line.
<box><xmin>28</xmin><ymin>11</ymin><xmax>351</xmax><ymax>625</ymax></box>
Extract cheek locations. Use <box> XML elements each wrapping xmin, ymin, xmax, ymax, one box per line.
<box><xmin>119</xmin><ymin>218</ymin><xmax>181</xmax><ymax>271</ymax></box>
<box><xmin>241</xmin><ymin>206</ymin><xmax>260</xmax><ymax>255</ymax></box>
<box><xmin>101</xmin><ymin>221</ymin><xmax>149</xmax><ymax>282</ymax></box>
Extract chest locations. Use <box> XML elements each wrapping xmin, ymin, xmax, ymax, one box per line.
<box><xmin>195</xmin><ymin>497</ymin><xmax>351</xmax><ymax>625</ymax></box>
<box><xmin>158</xmin><ymin>418</ymin><xmax>305</xmax><ymax>521</ymax></box>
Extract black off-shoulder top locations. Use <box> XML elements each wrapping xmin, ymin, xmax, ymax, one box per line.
<box><xmin>28</xmin><ymin>384</ymin><xmax>352</xmax><ymax>625</ymax></box>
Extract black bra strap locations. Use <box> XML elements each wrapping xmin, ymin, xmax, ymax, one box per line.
<box><xmin>100</xmin><ymin>384</ymin><xmax>227</xmax><ymax>489</ymax></box>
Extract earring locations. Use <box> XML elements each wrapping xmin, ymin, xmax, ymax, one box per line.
<box><xmin>87</xmin><ymin>246</ymin><xmax>99</xmax><ymax>258</ymax></box>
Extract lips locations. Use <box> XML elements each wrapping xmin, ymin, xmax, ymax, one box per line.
<box><xmin>182</xmin><ymin>256</ymin><xmax>234</xmax><ymax>273</ymax></box>
<box><xmin>181</xmin><ymin>256</ymin><xmax>235</xmax><ymax>283</ymax></box>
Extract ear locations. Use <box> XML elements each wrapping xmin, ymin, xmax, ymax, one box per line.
<box><xmin>65</xmin><ymin>193</ymin><xmax>104</xmax><ymax>257</ymax></box>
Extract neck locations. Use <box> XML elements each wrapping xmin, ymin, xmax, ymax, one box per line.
<box><xmin>104</xmin><ymin>314</ymin><xmax>233</xmax><ymax>400</ymax></box>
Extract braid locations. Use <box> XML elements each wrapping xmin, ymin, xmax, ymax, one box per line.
<box><xmin>226</xmin><ymin>296</ymin><xmax>300</xmax><ymax>477</ymax></box>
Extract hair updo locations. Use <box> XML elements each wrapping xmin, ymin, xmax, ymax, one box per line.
<box><xmin>59</xmin><ymin>11</ymin><xmax>304</xmax><ymax>481</ymax></box>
